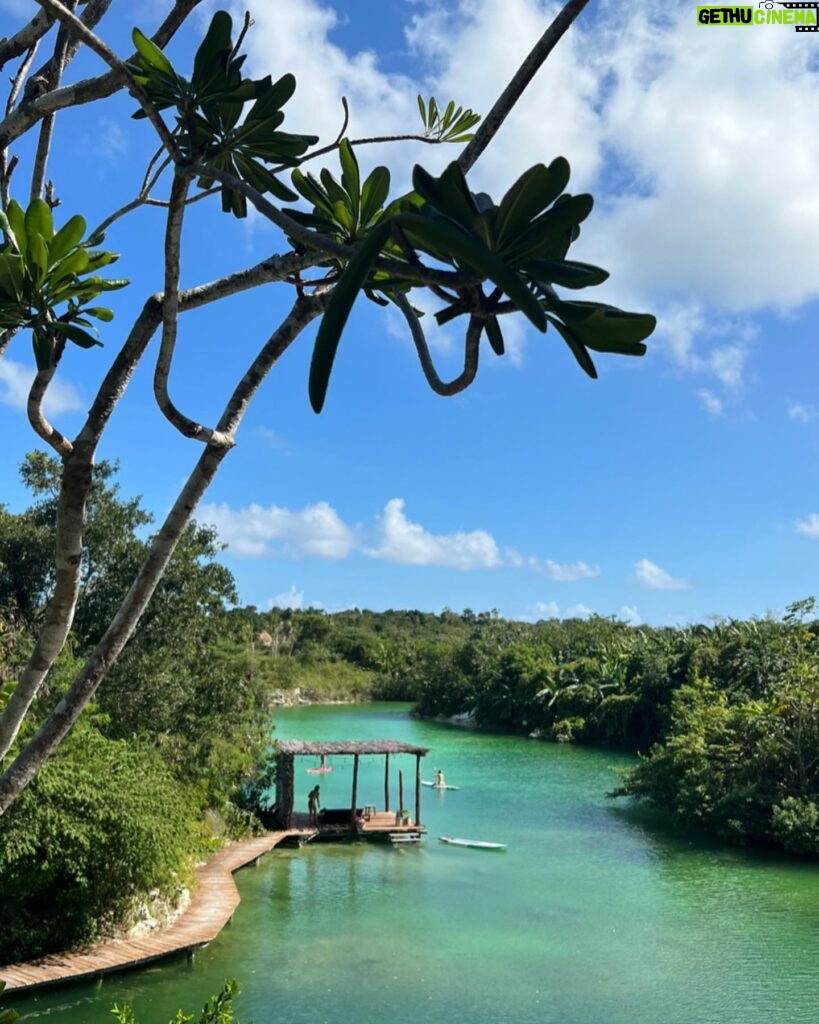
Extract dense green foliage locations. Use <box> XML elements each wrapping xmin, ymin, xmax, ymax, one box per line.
<box><xmin>0</xmin><ymin>726</ymin><xmax>200</xmax><ymax>961</ymax></box>
<box><xmin>111</xmin><ymin>980</ymin><xmax>245</xmax><ymax>1024</ymax></box>
<box><xmin>0</xmin><ymin>457</ymin><xmax>270</xmax><ymax>961</ymax></box>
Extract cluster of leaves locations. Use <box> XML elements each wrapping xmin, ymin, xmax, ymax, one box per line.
<box><xmin>127</xmin><ymin>12</ymin><xmax>318</xmax><ymax>216</ymax></box>
<box><xmin>417</xmin><ymin>95</ymin><xmax>481</xmax><ymax>142</ymax></box>
<box><xmin>0</xmin><ymin>981</ymin><xmax>17</xmax><ymax>1024</ymax></box>
<box><xmin>0</xmin><ymin>727</ymin><xmax>201</xmax><ymax>963</ymax></box>
<box><xmin>0</xmin><ymin>199</ymin><xmax>127</xmax><ymax>369</ymax></box>
<box><xmin>112</xmin><ymin>980</ymin><xmax>244</xmax><ymax>1024</ymax></box>
<box><xmin>308</xmin><ymin>159</ymin><xmax>656</xmax><ymax>411</ymax></box>
<box><xmin>288</xmin><ymin>139</ymin><xmax>397</xmax><ymax>251</ymax></box>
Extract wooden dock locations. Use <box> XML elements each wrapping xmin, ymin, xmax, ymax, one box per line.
<box><xmin>0</xmin><ymin>829</ymin><xmax>313</xmax><ymax>994</ymax></box>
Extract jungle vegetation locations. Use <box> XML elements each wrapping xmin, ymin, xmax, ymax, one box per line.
<box><xmin>3</xmin><ymin>457</ymin><xmax>819</xmax><ymax>962</ymax></box>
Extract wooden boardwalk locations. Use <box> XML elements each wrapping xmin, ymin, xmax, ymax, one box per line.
<box><xmin>0</xmin><ymin>829</ymin><xmax>312</xmax><ymax>994</ymax></box>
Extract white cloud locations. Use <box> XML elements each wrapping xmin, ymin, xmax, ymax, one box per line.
<box><xmin>257</xmin><ymin>426</ymin><xmax>291</xmax><ymax>452</ymax></box>
<box><xmin>565</xmin><ymin>603</ymin><xmax>593</xmax><ymax>619</ymax></box>
<box><xmin>267</xmin><ymin>584</ymin><xmax>305</xmax><ymax>609</ymax></box>
<box><xmin>532</xmin><ymin>600</ymin><xmax>560</xmax><ymax>620</ymax></box>
<box><xmin>697</xmin><ymin>388</ymin><xmax>723</xmax><ymax>417</ymax></box>
<box><xmin>591</xmin><ymin>5</ymin><xmax>819</xmax><ymax>313</ymax></box>
<box><xmin>788</xmin><ymin>402</ymin><xmax>817</xmax><ymax>424</ymax></box>
<box><xmin>543</xmin><ymin>559</ymin><xmax>601</xmax><ymax>582</ymax></box>
<box><xmin>619</xmin><ymin>605</ymin><xmax>642</xmax><ymax>626</ymax></box>
<box><xmin>199</xmin><ymin>500</ymin><xmax>356</xmax><ymax>559</ymax></box>
<box><xmin>0</xmin><ymin>359</ymin><xmax>84</xmax><ymax>417</ymax></box>
<box><xmin>796</xmin><ymin>514</ymin><xmax>819</xmax><ymax>540</ymax></box>
<box><xmin>634</xmin><ymin>558</ymin><xmax>691</xmax><ymax>590</ymax></box>
<box><xmin>364</xmin><ymin>498</ymin><xmax>502</xmax><ymax>570</ymax></box>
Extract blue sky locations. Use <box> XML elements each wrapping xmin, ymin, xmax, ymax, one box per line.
<box><xmin>1</xmin><ymin>0</ymin><xmax>819</xmax><ymax>626</ymax></box>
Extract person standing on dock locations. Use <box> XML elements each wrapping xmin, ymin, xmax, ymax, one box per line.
<box><xmin>308</xmin><ymin>785</ymin><xmax>321</xmax><ymax>825</ymax></box>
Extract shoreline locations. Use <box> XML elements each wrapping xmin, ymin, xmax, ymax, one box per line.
<box><xmin>0</xmin><ymin>831</ymin><xmax>305</xmax><ymax>996</ymax></box>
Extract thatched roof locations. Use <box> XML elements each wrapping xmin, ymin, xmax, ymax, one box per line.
<box><xmin>276</xmin><ymin>740</ymin><xmax>429</xmax><ymax>757</ymax></box>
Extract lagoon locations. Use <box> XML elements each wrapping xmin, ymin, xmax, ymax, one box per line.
<box><xmin>10</xmin><ymin>703</ymin><xmax>819</xmax><ymax>1023</ymax></box>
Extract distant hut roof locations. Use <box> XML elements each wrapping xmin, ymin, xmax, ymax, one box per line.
<box><xmin>276</xmin><ymin>739</ymin><xmax>429</xmax><ymax>757</ymax></box>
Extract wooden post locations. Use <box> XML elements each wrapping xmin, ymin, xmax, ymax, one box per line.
<box><xmin>384</xmin><ymin>752</ymin><xmax>390</xmax><ymax>811</ymax></box>
<box><xmin>415</xmin><ymin>753</ymin><xmax>421</xmax><ymax>826</ymax></box>
<box><xmin>398</xmin><ymin>769</ymin><xmax>404</xmax><ymax>823</ymax></box>
<box><xmin>351</xmin><ymin>753</ymin><xmax>359</xmax><ymax>824</ymax></box>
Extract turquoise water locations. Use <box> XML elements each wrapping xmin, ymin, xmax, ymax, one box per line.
<box><xmin>10</xmin><ymin>703</ymin><xmax>819</xmax><ymax>1023</ymax></box>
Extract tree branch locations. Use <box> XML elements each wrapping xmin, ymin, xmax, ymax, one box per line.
<box><xmin>152</xmin><ymin>171</ymin><xmax>228</xmax><ymax>445</ymax></box>
<box><xmin>0</xmin><ymin>8</ymin><xmax>55</xmax><ymax>72</ymax></box>
<box><xmin>29</xmin><ymin>0</ymin><xmax>79</xmax><ymax>203</ymax></box>
<box><xmin>457</xmin><ymin>0</ymin><xmax>590</xmax><ymax>175</ymax></box>
<box><xmin>0</xmin><ymin>0</ymin><xmax>202</xmax><ymax>148</ymax></box>
<box><xmin>33</xmin><ymin>0</ymin><xmax>181</xmax><ymax>161</ymax></box>
<box><xmin>395</xmin><ymin>292</ymin><xmax>481</xmax><ymax>396</ymax></box>
<box><xmin>0</xmin><ymin>448</ymin><xmax>92</xmax><ymax>762</ymax></box>
<box><xmin>27</xmin><ymin>353</ymin><xmax>74</xmax><ymax>458</ymax></box>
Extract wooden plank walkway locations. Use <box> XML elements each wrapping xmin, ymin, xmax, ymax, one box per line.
<box><xmin>0</xmin><ymin>829</ymin><xmax>313</xmax><ymax>994</ymax></box>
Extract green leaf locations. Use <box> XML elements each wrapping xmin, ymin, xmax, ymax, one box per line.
<box><xmin>47</xmin><ymin>246</ymin><xmax>90</xmax><ymax>285</ymax></box>
<box><xmin>506</xmin><ymin>193</ymin><xmax>594</xmax><ymax>264</ymax></box>
<box><xmin>523</xmin><ymin>259</ymin><xmax>609</xmax><ymax>290</ymax></box>
<box><xmin>412</xmin><ymin>163</ymin><xmax>477</xmax><ymax>231</ymax></box>
<box><xmin>338</xmin><ymin>139</ymin><xmax>361</xmax><ymax>222</ymax></box>
<box><xmin>496</xmin><ymin>164</ymin><xmax>555</xmax><ymax>248</ymax></box>
<box><xmin>309</xmin><ymin>221</ymin><xmax>392</xmax><ymax>413</ymax></box>
<box><xmin>360</xmin><ymin>166</ymin><xmax>390</xmax><ymax>226</ymax></box>
<box><xmin>48</xmin><ymin>214</ymin><xmax>87</xmax><ymax>266</ymax></box>
<box><xmin>545</xmin><ymin>315</ymin><xmax>598</xmax><ymax>378</ymax></box>
<box><xmin>191</xmin><ymin>11</ymin><xmax>233</xmax><ymax>96</ymax></box>
<box><xmin>56</xmin><ymin>322</ymin><xmax>103</xmax><ymax>349</ymax></box>
<box><xmin>484</xmin><ymin>315</ymin><xmax>505</xmax><ymax>356</ymax></box>
<box><xmin>319</xmin><ymin>169</ymin><xmax>350</xmax><ymax>209</ymax></box>
<box><xmin>549</xmin><ymin>300</ymin><xmax>655</xmax><ymax>354</ymax></box>
<box><xmin>132</xmin><ymin>27</ymin><xmax>175</xmax><ymax>76</ymax></box>
<box><xmin>291</xmin><ymin>169</ymin><xmax>336</xmax><ymax>217</ymax></box>
<box><xmin>24</xmin><ymin>198</ymin><xmax>54</xmax><ymax>245</ymax></box>
<box><xmin>0</xmin><ymin>251</ymin><xmax>24</xmax><ymax>303</ymax></box>
<box><xmin>83</xmin><ymin>307</ymin><xmax>115</xmax><ymax>322</ymax></box>
<box><xmin>417</xmin><ymin>94</ymin><xmax>427</xmax><ymax>127</ymax></box>
<box><xmin>245</xmin><ymin>74</ymin><xmax>297</xmax><ymax>124</ymax></box>
<box><xmin>25</xmin><ymin>233</ymin><xmax>48</xmax><ymax>284</ymax></box>
<box><xmin>397</xmin><ymin>212</ymin><xmax>547</xmax><ymax>332</ymax></box>
<box><xmin>6</xmin><ymin>199</ymin><xmax>26</xmax><ymax>252</ymax></box>
<box><xmin>0</xmin><ymin>209</ymin><xmax>18</xmax><ymax>250</ymax></box>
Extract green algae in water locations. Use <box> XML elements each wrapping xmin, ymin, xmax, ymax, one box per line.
<box><xmin>10</xmin><ymin>703</ymin><xmax>819</xmax><ymax>1024</ymax></box>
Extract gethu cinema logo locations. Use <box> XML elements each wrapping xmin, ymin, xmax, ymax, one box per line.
<box><xmin>697</xmin><ymin>2</ymin><xmax>819</xmax><ymax>29</ymax></box>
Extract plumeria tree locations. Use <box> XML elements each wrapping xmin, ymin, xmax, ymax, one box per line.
<box><xmin>0</xmin><ymin>0</ymin><xmax>654</xmax><ymax>815</ymax></box>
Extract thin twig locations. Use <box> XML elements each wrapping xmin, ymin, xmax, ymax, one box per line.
<box><xmin>27</xmin><ymin>336</ymin><xmax>74</xmax><ymax>457</ymax></box>
<box><xmin>30</xmin><ymin>0</ymin><xmax>78</xmax><ymax>202</ymax></box>
<box><xmin>152</xmin><ymin>171</ymin><xmax>228</xmax><ymax>445</ymax></box>
<box><xmin>458</xmin><ymin>0</ymin><xmax>591</xmax><ymax>175</ymax></box>
<box><xmin>0</xmin><ymin>9</ymin><xmax>55</xmax><ymax>72</ymax></box>
<box><xmin>276</xmin><ymin>132</ymin><xmax>439</xmax><ymax>174</ymax></box>
<box><xmin>395</xmin><ymin>292</ymin><xmax>481</xmax><ymax>396</ymax></box>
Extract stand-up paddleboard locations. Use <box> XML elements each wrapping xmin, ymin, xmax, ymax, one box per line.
<box><xmin>421</xmin><ymin>780</ymin><xmax>459</xmax><ymax>790</ymax></box>
<box><xmin>305</xmin><ymin>766</ymin><xmax>334</xmax><ymax>774</ymax></box>
<box><xmin>439</xmin><ymin>836</ymin><xmax>506</xmax><ymax>850</ymax></box>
